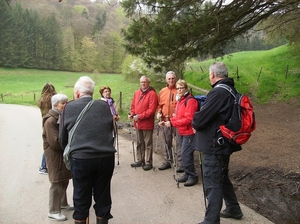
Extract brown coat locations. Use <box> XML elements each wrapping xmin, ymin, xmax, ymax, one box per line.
<box><xmin>42</xmin><ymin>109</ymin><xmax>72</xmax><ymax>183</ymax></box>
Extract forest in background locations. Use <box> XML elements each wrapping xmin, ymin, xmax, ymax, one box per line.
<box><xmin>0</xmin><ymin>0</ymin><xmax>284</xmax><ymax>73</ymax></box>
<box><xmin>0</xmin><ymin>0</ymin><xmax>129</xmax><ymax>73</ymax></box>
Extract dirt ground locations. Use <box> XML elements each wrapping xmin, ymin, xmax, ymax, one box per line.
<box><xmin>118</xmin><ymin>99</ymin><xmax>300</xmax><ymax>224</ymax></box>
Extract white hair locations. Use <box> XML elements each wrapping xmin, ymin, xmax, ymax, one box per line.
<box><xmin>51</xmin><ymin>94</ymin><xmax>68</xmax><ymax>108</ymax></box>
<box><xmin>74</xmin><ymin>76</ymin><xmax>95</xmax><ymax>95</ymax></box>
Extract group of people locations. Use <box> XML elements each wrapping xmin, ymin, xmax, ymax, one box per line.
<box><xmin>38</xmin><ymin>62</ymin><xmax>244</xmax><ymax>224</ymax></box>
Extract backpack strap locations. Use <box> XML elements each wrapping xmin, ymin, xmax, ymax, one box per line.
<box><xmin>215</xmin><ymin>84</ymin><xmax>236</xmax><ymax>99</ymax></box>
<box><xmin>184</xmin><ymin>95</ymin><xmax>194</xmax><ymax>107</ymax></box>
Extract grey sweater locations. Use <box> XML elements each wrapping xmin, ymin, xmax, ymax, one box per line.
<box><xmin>59</xmin><ymin>97</ymin><xmax>116</xmax><ymax>159</ymax></box>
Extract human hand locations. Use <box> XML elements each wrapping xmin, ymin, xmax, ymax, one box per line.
<box><xmin>133</xmin><ymin>115</ymin><xmax>139</xmax><ymax>121</ymax></box>
<box><xmin>164</xmin><ymin>121</ymin><xmax>171</xmax><ymax>127</ymax></box>
<box><xmin>156</xmin><ymin>113</ymin><xmax>162</xmax><ymax>120</ymax></box>
<box><xmin>158</xmin><ymin>121</ymin><xmax>165</xmax><ymax>127</ymax></box>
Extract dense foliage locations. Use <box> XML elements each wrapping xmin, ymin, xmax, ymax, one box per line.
<box><xmin>0</xmin><ymin>0</ymin><xmax>128</xmax><ymax>73</ymax></box>
<box><xmin>121</xmin><ymin>0</ymin><xmax>300</xmax><ymax>75</ymax></box>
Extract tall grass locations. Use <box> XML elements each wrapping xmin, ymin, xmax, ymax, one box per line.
<box><xmin>185</xmin><ymin>45</ymin><xmax>300</xmax><ymax>103</ymax></box>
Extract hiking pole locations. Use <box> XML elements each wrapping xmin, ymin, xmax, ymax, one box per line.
<box><xmin>153</xmin><ymin>124</ymin><xmax>160</xmax><ymax>171</ymax></box>
<box><xmin>115</xmin><ymin>121</ymin><xmax>120</xmax><ymax>165</ymax></box>
<box><xmin>198</xmin><ymin>151</ymin><xmax>207</xmax><ymax>209</ymax></box>
<box><xmin>135</xmin><ymin>121</ymin><xmax>144</xmax><ymax>168</ymax></box>
<box><xmin>129</xmin><ymin>116</ymin><xmax>136</xmax><ymax>169</ymax></box>
<box><xmin>171</xmin><ymin>126</ymin><xmax>179</xmax><ymax>188</ymax></box>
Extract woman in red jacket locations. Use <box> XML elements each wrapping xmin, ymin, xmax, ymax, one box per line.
<box><xmin>163</xmin><ymin>79</ymin><xmax>199</xmax><ymax>186</ymax></box>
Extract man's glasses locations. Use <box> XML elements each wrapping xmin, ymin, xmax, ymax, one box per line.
<box><xmin>176</xmin><ymin>87</ymin><xmax>185</xmax><ymax>90</ymax></box>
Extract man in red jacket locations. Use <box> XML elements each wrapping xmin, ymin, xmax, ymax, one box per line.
<box><xmin>129</xmin><ymin>76</ymin><xmax>158</xmax><ymax>171</ymax></box>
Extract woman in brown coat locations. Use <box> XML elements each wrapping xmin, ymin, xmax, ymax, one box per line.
<box><xmin>42</xmin><ymin>93</ymin><xmax>72</xmax><ymax>221</ymax></box>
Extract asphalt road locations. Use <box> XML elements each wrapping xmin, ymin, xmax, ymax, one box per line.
<box><xmin>0</xmin><ymin>104</ymin><xmax>274</xmax><ymax>224</ymax></box>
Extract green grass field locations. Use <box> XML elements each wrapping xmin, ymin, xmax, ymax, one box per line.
<box><xmin>1</xmin><ymin>44</ymin><xmax>300</xmax><ymax>114</ymax></box>
<box><xmin>0</xmin><ymin>67</ymin><xmax>140</xmax><ymax>120</ymax></box>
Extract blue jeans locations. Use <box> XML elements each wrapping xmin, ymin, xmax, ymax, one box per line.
<box><xmin>181</xmin><ymin>134</ymin><xmax>198</xmax><ymax>180</ymax></box>
<box><xmin>71</xmin><ymin>156</ymin><xmax>114</xmax><ymax>220</ymax></box>
<box><xmin>202</xmin><ymin>153</ymin><xmax>240</xmax><ymax>224</ymax></box>
<box><xmin>40</xmin><ymin>153</ymin><xmax>47</xmax><ymax>169</ymax></box>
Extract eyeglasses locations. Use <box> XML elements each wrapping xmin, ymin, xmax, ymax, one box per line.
<box><xmin>176</xmin><ymin>87</ymin><xmax>185</xmax><ymax>90</ymax></box>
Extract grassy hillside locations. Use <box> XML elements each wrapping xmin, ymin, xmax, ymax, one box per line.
<box><xmin>184</xmin><ymin>45</ymin><xmax>300</xmax><ymax>103</ymax></box>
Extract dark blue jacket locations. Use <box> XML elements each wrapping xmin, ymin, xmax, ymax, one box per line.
<box><xmin>192</xmin><ymin>78</ymin><xmax>241</xmax><ymax>154</ymax></box>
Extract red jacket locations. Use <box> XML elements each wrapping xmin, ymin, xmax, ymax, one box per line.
<box><xmin>170</xmin><ymin>93</ymin><xmax>198</xmax><ymax>136</ymax></box>
<box><xmin>130</xmin><ymin>87</ymin><xmax>158</xmax><ymax>130</ymax></box>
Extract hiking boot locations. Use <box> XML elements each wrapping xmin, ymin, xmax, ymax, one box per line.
<box><xmin>48</xmin><ymin>213</ymin><xmax>67</xmax><ymax>221</ymax></box>
<box><xmin>177</xmin><ymin>175</ymin><xmax>188</xmax><ymax>183</ymax></box>
<box><xmin>39</xmin><ymin>168</ymin><xmax>48</xmax><ymax>175</ymax></box>
<box><xmin>130</xmin><ymin>162</ymin><xmax>142</xmax><ymax>168</ymax></box>
<box><xmin>184</xmin><ymin>178</ymin><xmax>199</xmax><ymax>187</ymax></box>
<box><xmin>158</xmin><ymin>162</ymin><xmax>171</xmax><ymax>170</ymax></box>
<box><xmin>220</xmin><ymin>209</ymin><xmax>243</xmax><ymax>219</ymax></box>
<box><xmin>143</xmin><ymin>164</ymin><xmax>153</xmax><ymax>171</ymax></box>
<box><xmin>176</xmin><ymin>167</ymin><xmax>185</xmax><ymax>173</ymax></box>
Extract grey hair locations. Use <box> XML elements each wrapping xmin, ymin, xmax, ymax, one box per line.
<box><xmin>51</xmin><ymin>93</ymin><xmax>68</xmax><ymax>108</ymax></box>
<box><xmin>74</xmin><ymin>76</ymin><xmax>95</xmax><ymax>95</ymax></box>
<box><xmin>209</xmin><ymin>62</ymin><xmax>228</xmax><ymax>78</ymax></box>
<box><xmin>166</xmin><ymin>71</ymin><xmax>176</xmax><ymax>78</ymax></box>
<box><xmin>140</xmin><ymin>75</ymin><xmax>150</xmax><ymax>82</ymax></box>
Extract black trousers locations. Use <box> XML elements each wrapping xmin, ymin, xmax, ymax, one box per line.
<box><xmin>71</xmin><ymin>156</ymin><xmax>115</xmax><ymax>220</ymax></box>
<box><xmin>202</xmin><ymin>153</ymin><xmax>241</xmax><ymax>224</ymax></box>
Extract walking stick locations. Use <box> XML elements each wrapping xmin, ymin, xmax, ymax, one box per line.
<box><xmin>135</xmin><ymin>121</ymin><xmax>144</xmax><ymax>168</ymax></box>
<box><xmin>115</xmin><ymin>121</ymin><xmax>120</xmax><ymax>165</ymax></box>
<box><xmin>153</xmin><ymin>124</ymin><xmax>160</xmax><ymax>171</ymax></box>
<box><xmin>198</xmin><ymin>151</ymin><xmax>207</xmax><ymax>209</ymax></box>
<box><xmin>161</xmin><ymin>120</ymin><xmax>179</xmax><ymax>188</ymax></box>
<box><xmin>171</xmin><ymin>126</ymin><xmax>179</xmax><ymax>188</ymax></box>
<box><xmin>129</xmin><ymin>119</ymin><xmax>136</xmax><ymax>169</ymax></box>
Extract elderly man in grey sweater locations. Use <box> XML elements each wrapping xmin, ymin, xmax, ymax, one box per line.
<box><xmin>59</xmin><ymin>76</ymin><xmax>116</xmax><ymax>224</ymax></box>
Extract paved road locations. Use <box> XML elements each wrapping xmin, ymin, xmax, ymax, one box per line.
<box><xmin>0</xmin><ymin>104</ymin><xmax>273</xmax><ymax>224</ymax></box>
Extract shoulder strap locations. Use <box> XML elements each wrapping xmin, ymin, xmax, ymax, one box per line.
<box><xmin>69</xmin><ymin>100</ymin><xmax>94</xmax><ymax>140</ymax></box>
<box><xmin>184</xmin><ymin>95</ymin><xmax>194</xmax><ymax>106</ymax></box>
<box><xmin>215</xmin><ymin>84</ymin><xmax>236</xmax><ymax>99</ymax></box>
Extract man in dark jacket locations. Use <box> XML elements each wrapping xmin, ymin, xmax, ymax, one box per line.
<box><xmin>59</xmin><ymin>76</ymin><xmax>116</xmax><ymax>224</ymax></box>
<box><xmin>192</xmin><ymin>62</ymin><xmax>243</xmax><ymax>224</ymax></box>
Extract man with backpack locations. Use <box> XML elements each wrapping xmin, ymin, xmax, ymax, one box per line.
<box><xmin>192</xmin><ymin>62</ymin><xmax>243</xmax><ymax>224</ymax></box>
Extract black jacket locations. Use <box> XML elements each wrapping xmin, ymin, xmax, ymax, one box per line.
<box><xmin>192</xmin><ymin>78</ymin><xmax>241</xmax><ymax>154</ymax></box>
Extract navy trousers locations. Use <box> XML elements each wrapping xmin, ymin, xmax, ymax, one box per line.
<box><xmin>71</xmin><ymin>156</ymin><xmax>115</xmax><ymax>220</ymax></box>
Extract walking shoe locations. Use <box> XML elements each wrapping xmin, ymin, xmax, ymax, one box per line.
<box><xmin>176</xmin><ymin>167</ymin><xmax>185</xmax><ymax>173</ymax></box>
<box><xmin>48</xmin><ymin>213</ymin><xmax>67</xmax><ymax>221</ymax></box>
<box><xmin>61</xmin><ymin>204</ymin><xmax>74</xmax><ymax>210</ymax></box>
<box><xmin>184</xmin><ymin>178</ymin><xmax>199</xmax><ymax>187</ymax></box>
<box><xmin>143</xmin><ymin>164</ymin><xmax>153</xmax><ymax>171</ymax></box>
<box><xmin>38</xmin><ymin>168</ymin><xmax>48</xmax><ymax>175</ymax></box>
<box><xmin>220</xmin><ymin>209</ymin><xmax>243</xmax><ymax>219</ymax></box>
<box><xmin>177</xmin><ymin>175</ymin><xmax>188</xmax><ymax>183</ymax></box>
<box><xmin>158</xmin><ymin>162</ymin><xmax>171</xmax><ymax>170</ymax></box>
<box><xmin>130</xmin><ymin>162</ymin><xmax>142</xmax><ymax>168</ymax></box>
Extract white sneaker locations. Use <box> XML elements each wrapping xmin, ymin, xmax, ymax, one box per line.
<box><xmin>48</xmin><ymin>213</ymin><xmax>67</xmax><ymax>221</ymax></box>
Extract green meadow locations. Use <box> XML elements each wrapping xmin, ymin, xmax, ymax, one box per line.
<box><xmin>1</xmin><ymin>45</ymin><xmax>300</xmax><ymax>118</ymax></box>
<box><xmin>0</xmin><ymin>68</ymin><xmax>140</xmax><ymax>120</ymax></box>
<box><xmin>185</xmin><ymin>45</ymin><xmax>300</xmax><ymax>103</ymax></box>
